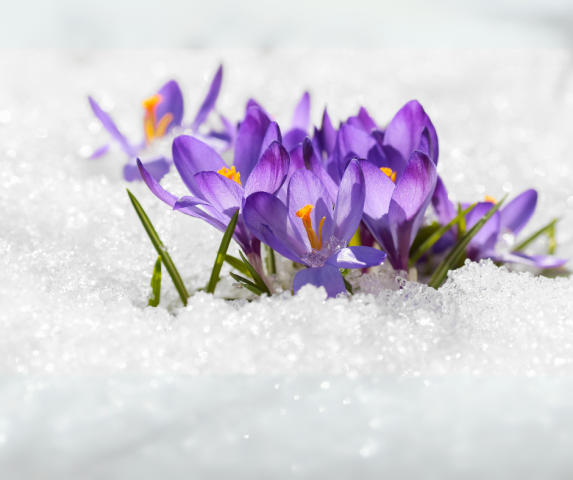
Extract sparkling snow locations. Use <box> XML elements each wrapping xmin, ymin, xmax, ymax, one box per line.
<box><xmin>1</xmin><ymin>50</ymin><xmax>573</xmax><ymax>478</ymax></box>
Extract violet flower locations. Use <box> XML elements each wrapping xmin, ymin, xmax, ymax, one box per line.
<box><xmin>463</xmin><ymin>190</ymin><xmax>567</xmax><ymax>269</ymax></box>
<box><xmin>89</xmin><ymin>65</ymin><xmax>226</xmax><ymax>182</ymax></box>
<box><xmin>325</xmin><ymin>100</ymin><xmax>439</xmax><ymax>186</ymax></box>
<box><xmin>244</xmin><ymin>159</ymin><xmax>387</xmax><ymax>298</ymax></box>
<box><xmin>360</xmin><ymin>151</ymin><xmax>438</xmax><ymax>273</ymax></box>
<box><xmin>137</xmin><ymin>106</ymin><xmax>288</xmax><ymax>286</ymax></box>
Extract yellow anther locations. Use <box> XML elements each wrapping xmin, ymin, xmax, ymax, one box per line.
<box><xmin>217</xmin><ymin>166</ymin><xmax>242</xmax><ymax>185</ymax></box>
<box><xmin>296</xmin><ymin>204</ymin><xmax>324</xmax><ymax>250</ymax></box>
<box><xmin>484</xmin><ymin>195</ymin><xmax>498</xmax><ymax>204</ymax></box>
<box><xmin>380</xmin><ymin>167</ymin><xmax>397</xmax><ymax>183</ymax></box>
<box><xmin>155</xmin><ymin>113</ymin><xmax>173</xmax><ymax>138</ymax></box>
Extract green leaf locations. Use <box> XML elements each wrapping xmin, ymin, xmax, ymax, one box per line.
<box><xmin>229</xmin><ymin>272</ymin><xmax>265</xmax><ymax>296</ymax></box>
<box><xmin>343</xmin><ymin>277</ymin><xmax>353</xmax><ymax>295</ymax></box>
<box><xmin>206</xmin><ymin>209</ymin><xmax>239</xmax><ymax>294</ymax></box>
<box><xmin>225</xmin><ymin>254</ymin><xmax>252</xmax><ymax>277</ymax></box>
<box><xmin>409</xmin><ymin>203</ymin><xmax>476</xmax><ymax>268</ymax></box>
<box><xmin>239</xmin><ymin>250</ymin><xmax>271</xmax><ymax>295</ymax></box>
<box><xmin>512</xmin><ymin>218</ymin><xmax>559</xmax><ymax>254</ymax></box>
<box><xmin>127</xmin><ymin>189</ymin><xmax>189</xmax><ymax>306</ymax></box>
<box><xmin>428</xmin><ymin>195</ymin><xmax>507</xmax><ymax>289</ymax></box>
<box><xmin>148</xmin><ymin>256</ymin><xmax>162</xmax><ymax>307</ymax></box>
<box><xmin>265</xmin><ymin>245</ymin><xmax>277</xmax><ymax>275</ymax></box>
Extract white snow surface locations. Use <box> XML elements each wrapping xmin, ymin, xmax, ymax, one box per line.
<box><xmin>2</xmin><ymin>50</ymin><xmax>573</xmax><ymax>478</ymax></box>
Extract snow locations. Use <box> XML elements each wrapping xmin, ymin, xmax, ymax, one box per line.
<box><xmin>1</xmin><ymin>50</ymin><xmax>573</xmax><ymax>478</ymax></box>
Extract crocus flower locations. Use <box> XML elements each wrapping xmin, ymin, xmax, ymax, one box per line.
<box><xmin>360</xmin><ymin>150</ymin><xmax>438</xmax><ymax>273</ymax></box>
<box><xmin>325</xmin><ymin>100</ymin><xmax>439</xmax><ymax>186</ymax></box>
<box><xmin>89</xmin><ymin>65</ymin><xmax>226</xmax><ymax>182</ymax></box>
<box><xmin>244</xmin><ymin>159</ymin><xmax>387</xmax><ymax>297</ymax></box>
<box><xmin>462</xmin><ymin>190</ymin><xmax>567</xmax><ymax>269</ymax></box>
<box><xmin>137</xmin><ymin>106</ymin><xmax>288</xmax><ymax>286</ymax></box>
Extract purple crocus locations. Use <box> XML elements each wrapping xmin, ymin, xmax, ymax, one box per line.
<box><xmin>88</xmin><ymin>65</ymin><xmax>226</xmax><ymax>182</ymax></box>
<box><xmin>462</xmin><ymin>190</ymin><xmax>567</xmax><ymax>269</ymax></box>
<box><xmin>360</xmin><ymin>151</ymin><xmax>438</xmax><ymax>273</ymax></box>
<box><xmin>244</xmin><ymin>159</ymin><xmax>387</xmax><ymax>297</ymax></box>
<box><xmin>137</xmin><ymin>106</ymin><xmax>289</xmax><ymax>286</ymax></box>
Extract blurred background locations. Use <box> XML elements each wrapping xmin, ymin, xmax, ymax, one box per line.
<box><xmin>1</xmin><ymin>0</ymin><xmax>573</xmax><ymax>48</ymax></box>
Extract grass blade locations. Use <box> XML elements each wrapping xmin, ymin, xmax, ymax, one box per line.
<box><xmin>512</xmin><ymin>218</ymin><xmax>559</xmax><ymax>254</ymax></box>
<box><xmin>343</xmin><ymin>277</ymin><xmax>353</xmax><ymax>295</ymax></box>
<box><xmin>225</xmin><ymin>254</ymin><xmax>252</xmax><ymax>277</ymax></box>
<box><xmin>206</xmin><ymin>209</ymin><xmax>239</xmax><ymax>294</ymax></box>
<box><xmin>239</xmin><ymin>250</ymin><xmax>271</xmax><ymax>295</ymax></box>
<box><xmin>127</xmin><ymin>189</ymin><xmax>189</xmax><ymax>306</ymax></box>
<box><xmin>229</xmin><ymin>272</ymin><xmax>265</xmax><ymax>296</ymax></box>
<box><xmin>265</xmin><ymin>245</ymin><xmax>276</xmax><ymax>275</ymax></box>
<box><xmin>409</xmin><ymin>203</ymin><xmax>476</xmax><ymax>268</ymax></box>
<box><xmin>428</xmin><ymin>195</ymin><xmax>507</xmax><ymax>289</ymax></box>
<box><xmin>148</xmin><ymin>256</ymin><xmax>162</xmax><ymax>307</ymax></box>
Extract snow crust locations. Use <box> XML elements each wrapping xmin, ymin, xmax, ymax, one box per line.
<box><xmin>1</xmin><ymin>50</ymin><xmax>573</xmax><ymax>477</ymax></box>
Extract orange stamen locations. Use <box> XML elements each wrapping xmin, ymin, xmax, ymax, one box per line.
<box><xmin>380</xmin><ymin>167</ymin><xmax>397</xmax><ymax>183</ymax></box>
<box><xmin>484</xmin><ymin>195</ymin><xmax>498</xmax><ymax>204</ymax></box>
<box><xmin>155</xmin><ymin>113</ymin><xmax>173</xmax><ymax>138</ymax></box>
<box><xmin>142</xmin><ymin>93</ymin><xmax>172</xmax><ymax>144</ymax></box>
<box><xmin>217</xmin><ymin>166</ymin><xmax>242</xmax><ymax>185</ymax></box>
<box><xmin>296</xmin><ymin>204</ymin><xmax>324</xmax><ymax>250</ymax></box>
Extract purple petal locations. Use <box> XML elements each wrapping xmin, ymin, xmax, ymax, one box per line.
<box><xmin>500</xmin><ymin>189</ymin><xmax>537</xmax><ymax>236</ymax></box>
<box><xmin>191</xmin><ymin>65</ymin><xmax>222</xmax><ymax>131</ymax></box>
<box><xmin>347</xmin><ymin>107</ymin><xmax>377</xmax><ymax>133</ymax></box>
<box><xmin>233</xmin><ymin>106</ymin><xmax>271</xmax><ymax>182</ymax></box>
<box><xmin>124</xmin><ymin>157</ymin><xmax>170</xmax><ymax>182</ymax></box>
<box><xmin>194</xmin><ymin>171</ymin><xmax>244</xmax><ymax>217</ymax></box>
<box><xmin>287</xmin><ymin>169</ymin><xmax>334</xmax><ymax>250</ymax></box>
<box><xmin>89</xmin><ymin>144</ymin><xmax>110</xmax><ymax>159</ymax></box>
<box><xmin>259</xmin><ymin>121</ymin><xmax>282</xmax><ymax>159</ymax></box>
<box><xmin>465</xmin><ymin>202</ymin><xmax>501</xmax><ymax>260</ymax></box>
<box><xmin>383</xmin><ymin>100</ymin><xmax>439</xmax><ymax>165</ymax></box>
<box><xmin>88</xmin><ymin>96</ymin><xmax>134</xmax><ymax>155</ymax></box>
<box><xmin>326</xmin><ymin>246</ymin><xmax>386</xmax><ymax>269</ymax></box>
<box><xmin>155</xmin><ymin>80</ymin><xmax>184</xmax><ymax>131</ymax></box>
<box><xmin>287</xmin><ymin>140</ymin><xmax>338</xmax><ymax>204</ymax></box>
<box><xmin>283</xmin><ymin>128</ymin><xmax>307</xmax><ymax>152</ymax></box>
<box><xmin>136</xmin><ymin>159</ymin><xmax>226</xmax><ymax>232</ymax></box>
<box><xmin>330</xmin><ymin>123</ymin><xmax>377</xmax><ymax>183</ymax></box>
<box><xmin>245</xmin><ymin>98</ymin><xmax>269</xmax><ymax>117</ymax></box>
<box><xmin>388</xmin><ymin>151</ymin><xmax>437</xmax><ymax>270</ymax></box>
<box><xmin>431</xmin><ymin>176</ymin><xmax>456</xmax><ymax>225</ymax></box>
<box><xmin>417</xmin><ymin>127</ymin><xmax>434</xmax><ymax>160</ymax></box>
<box><xmin>291</xmin><ymin>92</ymin><xmax>310</xmax><ymax>131</ymax></box>
<box><xmin>318</xmin><ymin>108</ymin><xmax>337</xmax><ymax>157</ymax></box>
<box><xmin>243</xmin><ymin>192</ymin><xmax>306</xmax><ymax>262</ymax></box>
<box><xmin>332</xmin><ymin>159</ymin><xmax>365</xmax><ymax>243</ymax></box>
<box><xmin>359</xmin><ymin>160</ymin><xmax>395</xmax><ymax>221</ymax></box>
<box><xmin>336</xmin><ymin>123</ymin><xmax>377</xmax><ymax>160</ymax></box>
<box><xmin>172</xmin><ymin>135</ymin><xmax>226</xmax><ymax>197</ymax></box>
<box><xmin>244</xmin><ymin>141</ymin><xmax>290</xmax><ymax>197</ymax></box>
<box><xmin>173</xmin><ymin>195</ymin><xmax>211</xmax><ymax>211</ymax></box>
<box><xmin>293</xmin><ymin>264</ymin><xmax>346</xmax><ymax>298</ymax></box>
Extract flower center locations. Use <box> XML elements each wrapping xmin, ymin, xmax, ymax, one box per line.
<box><xmin>296</xmin><ymin>204</ymin><xmax>325</xmax><ymax>251</ymax></box>
<box><xmin>380</xmin><ymin>167</ymin><xmax>397</xmax><ymax>183</ymax></box>
<box><xmin>142</xmin><ymin>94</ymin><xmax>174</xmax><ymax>145</ymax></box>
<box><xmin>484</xmin><ymin>195</ymin><xmax>498</xmax><ymax>204</ymax></box>
<box><xmin>217</xmin><ymin>166</ymin><xmax>242</xmax><ymax>185</ymax></box>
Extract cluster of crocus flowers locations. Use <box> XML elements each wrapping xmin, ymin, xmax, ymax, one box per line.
<box><xmin>95</xmin><ymin>71</ymin><xmax>566</xmax><ymax>298</ymax></box>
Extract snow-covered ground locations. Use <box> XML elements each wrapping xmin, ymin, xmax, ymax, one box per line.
<box><xmin>2</xmin><ymin>50</ymin><xmax>573</xmax><ymax>478</ymax></box>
